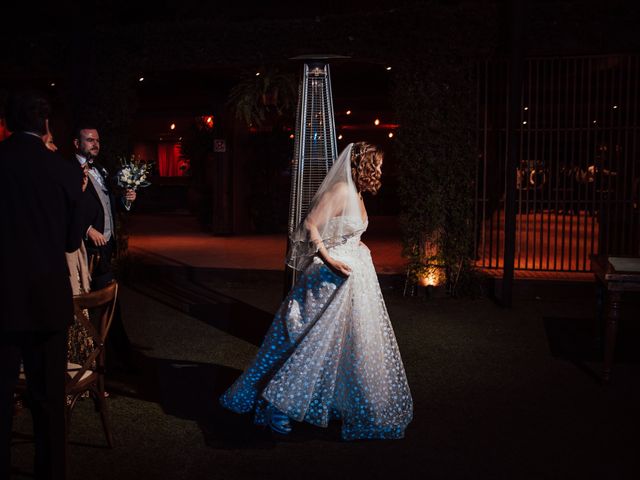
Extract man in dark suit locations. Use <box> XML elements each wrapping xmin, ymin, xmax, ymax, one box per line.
<box><xmin>0</xmin><ymin>91</ymin><xmax>83</xmax><ymax>480</ymax></box>
<box><xmin>72</xmin><ymin>127</ymin><xmax>135</xmax><ymax>369</ymax></box>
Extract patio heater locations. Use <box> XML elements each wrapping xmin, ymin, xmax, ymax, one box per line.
<box><xmin>286</xmin><ymin>56</ymin><xmax>344</xmax><ymax>286</ymax></box>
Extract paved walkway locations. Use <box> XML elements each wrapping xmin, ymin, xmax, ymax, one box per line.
<box><xmin>127</xmin><ymin>212</ymin><xmax>594</xmax><ymax>281</ymax></box>
<box><xmin>128</xmin><ymin>212</ymin><xmax>407</xmax><ymax>274</ymax></box>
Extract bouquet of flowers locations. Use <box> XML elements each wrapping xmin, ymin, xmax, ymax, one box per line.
<box><xmin>116</xmin><ymin>155</ymin><xmax>153</xmax><ymax>209</ymax></box>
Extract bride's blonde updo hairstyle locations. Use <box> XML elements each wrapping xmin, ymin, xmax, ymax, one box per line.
<box><xmin>351</xmin><ymin>142</ymin><xmax>383</xmax><ymax>195</ymax></box>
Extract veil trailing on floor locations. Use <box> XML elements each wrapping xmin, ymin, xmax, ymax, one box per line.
<box><xmin>286</xmin><ymin>143</ymin><xmax>366</xmax><ymax>271</ymax></box>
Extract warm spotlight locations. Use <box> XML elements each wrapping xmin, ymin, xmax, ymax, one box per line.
<box><xmin>374</xmin><ymin>119</ymin><xmax>380</xmax><ymax>126</ymax></box>
<box><xmin>139</xmin><ymin>77</ymin><xmax>144</xmax><ymax>82</ymax></box>
<box><xmin>388</xmin><ymin>132</ymin><xmax>394</xmax><ymax>138</ymax></box>
<box><xmin>170</xmin><ymin>123</ymin><xmax>176</xmax><ymax>130</ymax></box>
<box><xmin>386</xmin><ymin>66</ymin><xmax>392</xmax><ymax>71</ymax></box>
<box><xmin>289</xmin><ymin>134</ymin><xmax>295</xmax><ymax>139</ymax></box>
<box><xmin>346</xmin><ymin>110</ymin><xmax>352</xmax><ymax>115</ymax></box>
<box><xmin>338</xmin><ymin>134</ymin><xmax>343</xmax><ymax>140</ymax></box>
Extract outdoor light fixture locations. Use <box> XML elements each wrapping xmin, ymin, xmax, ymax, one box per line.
<box><xmin>170</xmin><ymin>123</ymin><xmax>176</xmax><ymax>130</ymax></box>
<box><xmin>374</xmin><ymin>119</ymin><xmax>380</xmax><ymax>126</ymax></box>
<box><xmin>287</xmin><ymin>54</ymin><xmax>345</xmax><ymax>280</ymax></box>
<box><xmin>418</xmin><ymin>269</ymin><xmax>445</xmax><ymax>287</ymax></box>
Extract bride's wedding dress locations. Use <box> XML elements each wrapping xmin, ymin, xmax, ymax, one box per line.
<box><xmin>220</xmin><ymin>217</ymin><xmax>412</xmax><ymax>440</ymax></box>
<box><xmin>220</xmin><ymin>144</ymin><xmax>412</xmax><ymax>440</ymax></box>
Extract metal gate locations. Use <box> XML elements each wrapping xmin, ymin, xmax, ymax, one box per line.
<box><xmin>475</xmin><ymin>54</ymin><xmax>640</xmax><ymax>271</ymax></box>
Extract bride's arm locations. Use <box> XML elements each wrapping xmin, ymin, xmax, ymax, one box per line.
<box><xmin>304</xmin><ymin>185</ymin><xmax>352</xmax><ymax>277</ymax></box>
<box><xmin>306</xmin><ymin>221</ymin><xmax>352</xmax><ymax>277</ymax></box>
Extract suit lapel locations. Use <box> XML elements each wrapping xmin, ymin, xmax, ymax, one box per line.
<box><xmin>86</xmin><ymin>173</ymin><xmax>103</xmax><ymax>207</ymax></box>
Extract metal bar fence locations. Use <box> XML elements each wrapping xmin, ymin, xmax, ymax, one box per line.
<box><xmin>475</xmin><ymin>54</ymin><xmax>640</xmax><ymax>271</ymax></box>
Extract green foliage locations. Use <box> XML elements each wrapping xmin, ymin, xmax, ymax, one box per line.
<box><xmin>393</xmin><ymin>56</ymin><xmax>477</xmax><ymax>296</ymax></box>
<box><xmin>227</xmin><ymin>68</ymin><xmax>297</xmax><ymax>128</ymax></box>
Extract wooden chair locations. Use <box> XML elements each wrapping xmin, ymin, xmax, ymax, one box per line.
<box><xmin>88</xmin><ymin>252</ymin><xmax>100</xmax><ymax>277</ymax></box>
<box><xmin>15</xmin><ymin>282</ymin><xmax>118</xmax><ymax>446</ymax></box>
<box><xmin>66</xmin><ymin>281</ymin><xmax>118</xmax><ymax>447</ymax></box>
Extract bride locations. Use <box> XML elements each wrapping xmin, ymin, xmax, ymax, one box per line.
<box><xmin>220</xmin><ymin>142</ymin><xmax>413</xmax><ymax>440</ymax></box>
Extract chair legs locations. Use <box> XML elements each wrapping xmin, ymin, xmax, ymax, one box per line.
<box><xmin>65</xmin><ymin>386</ymin><xmax>113</xmax><ymax>448</ymax></box>
<box><xmin>91</xmin><ymin>386</ymin><xmax>113</xmax><ymax>448</ymax></box>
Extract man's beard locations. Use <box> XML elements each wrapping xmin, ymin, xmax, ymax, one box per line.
<box><xmin>82</xmin><ymin>149</ymin><xmax>99</xmax><ymax>162</ymax></box>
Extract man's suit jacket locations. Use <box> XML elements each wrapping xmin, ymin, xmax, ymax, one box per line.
<box><xmin>82</xmin><ymin>163</ymin><xmax>119</xmax><ymax>241</ymax></box>
<box><xmin>0</xmin><ymin>133</ymin><xmax>84</xmax><ymax>332</ymax></box>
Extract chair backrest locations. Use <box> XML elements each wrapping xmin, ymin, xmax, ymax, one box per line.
<box><xmin>67</xmin><ymin>282</ymin><xmax>118</xmax><ymax>391</ymax></box>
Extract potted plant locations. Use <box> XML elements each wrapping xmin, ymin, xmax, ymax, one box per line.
<box><xmin>227</xmin><ymin>68</ymin><xmax>297</xmax><ymax>129</ymax></box>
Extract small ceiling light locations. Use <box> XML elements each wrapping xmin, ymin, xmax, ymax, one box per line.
<box><xmin>374</xmin><ymin>118</ymin><xmax>380</xmax><ymax>126</ymax></box>
<box><xmin>388</xmin><ymin>132</ymin><xmax>394</xmax><ymax>138</ymax></box>
<box><xmin>523</xmin><ymin>106</ymin><xmax>528</xmax><ymax>111</ymax></box>
<box><xmin>256</xmin><ymin>72</ymin><xmax>261</xmax><ymax>76</ymax></box>
<box><xmin>613</xmin><ymin>105</ymin><xmax>619</xmax><ymax>109</ymax></box>
<box><xmin>179</xmin><ymin>137</ymin><xmax>182</xmax><ymax>140</ymax></box>
<box><xmin>289</xmin><ymin>134</ymin><xmax>294</xmax><ymax>139</ymax></box>
<box><xmin>522</xmin><ymin>121</ymin><xmax>528</xmax><ymax>125</ymax></box>
<box><xmin>170</xmin><ymin>123</ymin><xmax>176</xmax><ymax>130</ymax></box>
<box><xmin>593</xmin><ymin>120</ymin><xmax>597</xmax><ymax>124</ymax></box>
<box><xmin>159</xmin><ymin>137</ymin><xmax>163</xmax><ymax>141</ymax></box>
<box><xmin>386</xmin><ymin>66</ymin><xmax>392</xmax><ymax>71</ymax></box>
<box><xmin>139</xmin><ymin>77</ymin><xmax>144</xmax><ymax>82</ymax></box>
<box><xmin>346</xmin><ymin>110</ymin><xmax>352</xmax><ymax>115</ymax></box>
<box><xmin>50</xmin><ymin>82</ymin><xmax>56</xmax><ymax>87</ymax></box>
<box><xmin>338</xmin><ymin>134</ymin><xmax>343</xmax><ymax>140</ymax></box>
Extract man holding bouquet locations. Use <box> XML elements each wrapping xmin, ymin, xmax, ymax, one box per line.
<box><xmin>72</xmin><ymin>126</ymin><xmax>136</xmax><ymax>369</ymax></box>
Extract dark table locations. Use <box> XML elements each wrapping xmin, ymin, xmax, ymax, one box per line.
<box><xmin>591</xmin><ymin>255</ymin><xmax>640</xmax><ymax>383</ymax></box>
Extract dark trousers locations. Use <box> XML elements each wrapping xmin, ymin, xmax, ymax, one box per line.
<box><xmin>87</xmin><ymin>238</ymin><xmax>132</xmax><ymax>369</ymax></box>
<box><xmin>0</xmin><ymin>330</ymin><xmax>67</xmax><ymax>480</ymax></box>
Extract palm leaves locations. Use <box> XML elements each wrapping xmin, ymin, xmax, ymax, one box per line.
<box><xmin>227</xmin><ymin>68</ymin><xmax>297</xmax><ymax>128</ymax></box>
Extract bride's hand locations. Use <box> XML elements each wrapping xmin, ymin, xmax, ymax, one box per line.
<box><xmin>327</xmin><ymin>258</ymin><xmax>352</xmax><ymax>277</ymax></box>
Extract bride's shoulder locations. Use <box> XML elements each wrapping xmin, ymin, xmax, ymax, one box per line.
<box><xmin>329</xmin><ymin>181</ymin><xmax>350</xmax><ymax>197</ymax></box>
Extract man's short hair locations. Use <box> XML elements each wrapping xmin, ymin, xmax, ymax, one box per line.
<box><xmin>72</xmin><ymin>124</ymin><xmax>99</xmax><ymax>142</ymax></box>
<box><xmin>5</xmin><ymin>90</ymin><xmax>51</xmax><ymax>135</ymax></box>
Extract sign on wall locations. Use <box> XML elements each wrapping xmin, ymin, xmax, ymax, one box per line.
<box><xmin>214</xmin><ymin>139</ymin><xmax>226</xmax><ymax>153</ymax></box>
